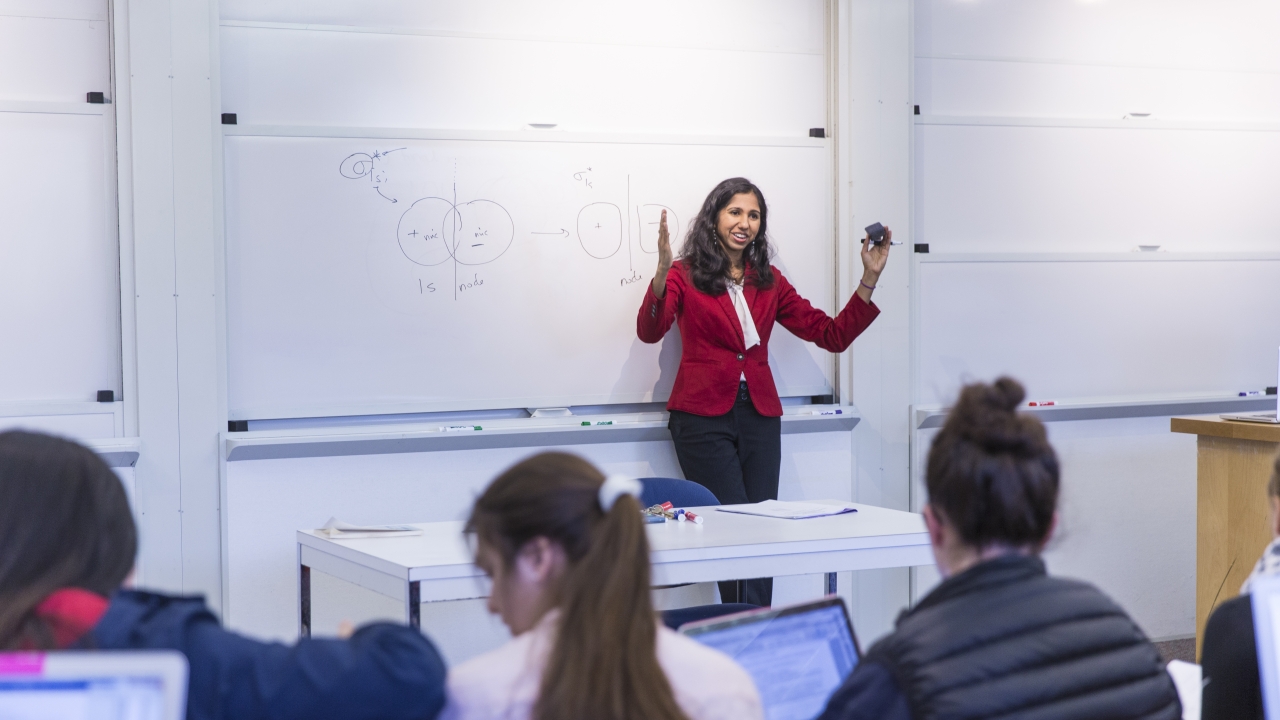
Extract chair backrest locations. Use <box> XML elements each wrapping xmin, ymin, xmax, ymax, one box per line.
<box><xmin>639</xmin><ymin>477</ymin><xmax>719</xmax><ymax>508</ymax></box>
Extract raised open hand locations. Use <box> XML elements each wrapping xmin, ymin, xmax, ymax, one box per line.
<box><xmin>651</xmin><ymin>209</ymin><xmax>674</xmax><ymax>297</ymax></box>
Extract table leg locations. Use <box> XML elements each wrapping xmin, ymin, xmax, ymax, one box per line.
<box><xmin>826</xmin><ymin>572</ymin><xmax>837</xmax><ymax>596</ymax></box>
<box><xmin>407</xmin><ymin>580</ymin><xmax>421</xmax><ymax>629</ymax></box>
<box><xmin>300</xmin><ymin>564</ymin><xmax>311</xmax><ymax>638</ymax></box>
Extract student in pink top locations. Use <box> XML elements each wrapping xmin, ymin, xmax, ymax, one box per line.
<box><xmin>440</xmin><ymin>452</ymin><xmax>762</xmax><ymax>720</ymax></box>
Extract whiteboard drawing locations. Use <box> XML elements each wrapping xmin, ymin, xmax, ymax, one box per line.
<box><xmin>637</xmin><ymin>204</ymin><xmax>678</xmax><ymax>254</ymax></box>
<box><xmin>339</xmin><ymin>149</ymin><xmax>405</xmax><ymax>203</ymax></box>
<box><xmin>340</xmin><ymin>149</ymin><xmax>678</xmax><ymax>276</ymax></box>
<box><xmin>396</xmin><ymin>197</ymin><xmax>514</xmax><ymax>267</ymax></box>
<box><xmin>577</xmin><ymin>202</ymin><xmax>623</xmax><ymax>259</ymax></box>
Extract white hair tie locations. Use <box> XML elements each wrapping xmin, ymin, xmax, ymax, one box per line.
<box><xmin>598</xmin><ymin>475</ymin><xmax>643</xmax><ymax>512</ymax></box>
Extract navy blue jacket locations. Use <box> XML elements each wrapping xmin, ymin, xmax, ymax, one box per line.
<box><xmin>91</xmin><ymin>590</ymin><xmax>446</xmax><ymax>720</ymax></box>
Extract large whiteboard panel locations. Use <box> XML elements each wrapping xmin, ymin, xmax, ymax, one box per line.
<box><xmin>915</xmin><ymin>124</ymin><xmax>1280</xmax><ymax>252</ymax></box>
<box><xmin>0</xmin><ymin>110</ymin><xmax>119</xmax><ymax>402</ymax></box>
<box><xmin>915</xmin><ymin>255</ymin><xmax>1280</xmax><ymax>405</ymax></box>
<box><xmin>225</xmin><ymin>133</ymin><xmax>834</xmax><ymax>419</ymax></box>
<box><xmin>0</xmin><ymin>13</ymin><xmax>108</xmax><ymax>102</ymax></box>
<box><xmin>220</xmin><ymin>0</ymin><xmax>822</xmax><ymax>55</ymax></box>
<box><xmin>218</xmin><ymin>26</ymin><xmax>822</xmax><ymax>136</ymax></box>
<box><xmin>916</xmin><ymin>58</ymin><xmax>1280</xmax><ymax>121</ymax></box>
<box><xmin>916</xmin><ymin>0</ymin><xmax>1280</xmax><ymax>71</ymax></box>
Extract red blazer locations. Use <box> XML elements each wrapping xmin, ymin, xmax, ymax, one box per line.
<box><xmin>637</xmin><ymin>261</ymin><xmax>880</xmax><ymax>417</ymax></box>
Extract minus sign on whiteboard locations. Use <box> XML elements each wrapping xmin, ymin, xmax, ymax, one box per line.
<box><xmin>472</xmin><ymin>243</ymin><xmax>483</xmax><ymax>247</ymax></box>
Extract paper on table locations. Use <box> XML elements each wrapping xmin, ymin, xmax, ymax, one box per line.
<box><xmin>1165</xmin><ymin>660</ymin><xmax>1201</xmax><ymax>720</ymax></box>
<box><xmin>715</xmin><ymin>500</ymin><xmax>857</xmax><ymax>520</ymax></box>
<box><xmin>318</xmin><ymin>517</ymin><xmax>424</xmax><ymax>539</ymax></box>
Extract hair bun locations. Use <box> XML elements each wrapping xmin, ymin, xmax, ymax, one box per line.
<box><xmin>951</xmin><ymin>377</ymin><xmax>1035</xmax><ymax>454</ymax></box>
<box><xmin>989</xmin><ymin>377</ymin><xmax>1026</xmax><ymax>412</ymax></box>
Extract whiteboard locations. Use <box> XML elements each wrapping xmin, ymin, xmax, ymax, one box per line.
<box><xmin>914</xmin><ymin>123</ymin><xmax>1280</xmax><ymax>253</ymax></box>
<box><xmin>224</xmin><ymin>133</ymin><xmax>834</xmax><ymax>419</ymax></box>
<box><xmin>0</xmin><ymin>110</ymin><xmax>119</xmax><ymax>403</ymax></box>
<box><xmin>915</xmin><ymin>255</ymin><xmax>1280</xmax><ymax>405</ymax></box>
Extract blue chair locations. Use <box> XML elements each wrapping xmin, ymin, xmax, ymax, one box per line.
<box><xmin>639</xmin><ymin>476</ymin><xmax>718</xmax><ymax>509</ymax></box>
<box><xmin>639</xmin><ymin>477</ymin><xmax>761</xmax><ymax>629</ymax></box>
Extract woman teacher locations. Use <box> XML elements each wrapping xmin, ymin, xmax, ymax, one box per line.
<box><xmin>636</xmin><ymin>177</ymin><xmax>890</xmax><ymax>607</ymax></box>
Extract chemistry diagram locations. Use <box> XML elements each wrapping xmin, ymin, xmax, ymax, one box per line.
<box><xmin>339</xmin><ymin>149</ymin><xmax>680</xmax><ymax>281</ymax></box>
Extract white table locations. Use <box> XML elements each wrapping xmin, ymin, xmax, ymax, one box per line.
<box><xmin>296</xmin><ymin>501</ymin><xmax>931</xmax><ymax>635</ymax></box>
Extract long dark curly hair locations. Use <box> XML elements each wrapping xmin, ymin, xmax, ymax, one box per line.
<box><xmin>678</xmin><ymin>177</ymin><xmax>775</xmax><ymax>295</ymax></box>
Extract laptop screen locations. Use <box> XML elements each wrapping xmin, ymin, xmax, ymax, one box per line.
<box><xmin>0</xmin><ymin>677</ymin><xmax>168</xmax><ymax>720</ymax></box>
<box><xmin>0</xmin><ymin>651</ymin><xmax>187</xmax><ymax>720</ymax></box>
<box><xmin>682</xmin><ymin>598</ymin><xmax>860</xmax><ymax>720</ymax></box>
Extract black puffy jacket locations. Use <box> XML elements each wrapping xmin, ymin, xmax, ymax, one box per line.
<box><xmin>819</xmin><ymin>555</ymin><xmax>1180</xmax><ymax>720</ymax></box>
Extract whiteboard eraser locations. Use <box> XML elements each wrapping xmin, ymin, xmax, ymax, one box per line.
<box><xmin>527</xmin><ymin>123</ymin><xmax>558</xmax><ymax>130</ymax></box>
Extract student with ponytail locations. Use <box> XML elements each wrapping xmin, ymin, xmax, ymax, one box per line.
<box><xmin>817</xmin><ymin>378</ymin><xmax>1180</xmax><ymax>720</ymax></box>
<box><xmin>442</xmin><ymin>452</ymin><xmax>762</xmax><ymax>720</ymax></box>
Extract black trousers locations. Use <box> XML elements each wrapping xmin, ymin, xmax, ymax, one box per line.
<box><xmin>669</xmin><ymin>381</ymin><xmax>781</xmax><ymax>607</ymax></box>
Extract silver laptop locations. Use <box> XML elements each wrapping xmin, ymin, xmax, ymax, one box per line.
<box><xmin>0</xmin><ymin>650</ymin><xmax>188</xmax><ymax>720</ymax></box>
<box><xmin>1222</xmin><ymin>346</ymin><xmax>1280</xmax><ymax>424</ymax></box>
<box><xmin>681</xmin><ymin>597</ymin><xmax>860</xmax><ymax>720</ymax></box>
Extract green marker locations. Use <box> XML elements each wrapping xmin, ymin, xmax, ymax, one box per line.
<box><xmin>444</xmin><ymin>425</ymin><xmax>482</xmax><ymax>432</ymax></box>
<box><xmin>581</xmin><ymin>420</ymin><xmax>614</xmax><ymax>426</ymax></box>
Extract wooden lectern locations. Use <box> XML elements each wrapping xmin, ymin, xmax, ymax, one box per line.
<box><xmin>1171</xmin><ymin>415</ymin><xmax>1280</xmax><ymax>657</ymax></box>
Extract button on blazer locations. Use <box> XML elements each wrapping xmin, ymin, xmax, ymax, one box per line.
<box><xmin>637</xmin><ymin>261</ymin><xmax>879</xmax><ymax>417</ymax></box>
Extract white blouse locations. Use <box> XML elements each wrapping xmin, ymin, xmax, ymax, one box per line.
<box><xmin>440</xmin><ymin>611</ymin><xmax>763</xmax><ymax>720</ymax></box>
<box><xmin>727</xmin><ymin>280</ymin><xmax>760</xmax><ymax>382</ymax></box>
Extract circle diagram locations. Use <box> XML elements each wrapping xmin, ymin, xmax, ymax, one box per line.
<box><xmin>449</xmin><ymin>199</ymin><xmax>514</xmax><ymax>266</ymax></box>
<box><xmin>577</xmin><ymin>202</ymin><xmax>623</xmax><ymax>259</ymax></box>
<box><xmin>637</xmin><ymin>204</ymin><xmax>679</xmax><ymax>254</ymax></box>
<box><xmin>396</xmin><ymin>197</ymin><xmax>455</xmax><ymax>266</ymax></box>
<box><xmin>397</xmin><ymin>197</ymin><xmax>514</xmax><ymax>267</ymax></box>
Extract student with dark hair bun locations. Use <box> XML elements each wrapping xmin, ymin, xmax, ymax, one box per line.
<box><xmin>442</xmin><ymin>451</ymin><xmax>761</xmax><ymax>720</ymax></box>
<box><xmin>0</xmin><ymin>430</ymin><xmax>446</xmax><ymax>720</ymax></box>
<box><xmin>817</xmin><ymin>378</ymin><xmax>1181</xmax><ymax>720</ymax></box>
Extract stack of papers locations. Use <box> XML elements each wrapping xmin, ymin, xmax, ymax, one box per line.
<box><xmin>318</xmin><ymin>517</ymin><xmax>424</xmax><ymax>539</ymax></box>
<box><xmin>716</xmin><ymin>501</ymin><xmax>857</xmax><ymax>520</ymax></box>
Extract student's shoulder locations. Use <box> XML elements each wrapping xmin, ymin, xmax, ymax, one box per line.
<box><xmin>445</xmin><ymin>631</ymin><xmax>543</xmax><ymax>718</ymax></box>
<box><xmin>656</xmin><ymin>628</ymin><xmax>762</xmax><ymax>711</ymax></box>
<box><xmin>93</xmin><ymin>589</ymin><xmax>219</xmax><ymax>649</ymax></box>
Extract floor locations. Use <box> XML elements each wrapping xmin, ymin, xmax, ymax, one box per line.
<box><xmin>1154</xmin><ymin>637</ymin><xmax>1196</xmax><ymax>664</ymax></box>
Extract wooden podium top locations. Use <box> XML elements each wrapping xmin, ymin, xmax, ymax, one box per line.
<box><xmin>1172</xmin><ymin>414</ymin><xmax>1280</xmax><ymax>443</ymax></box>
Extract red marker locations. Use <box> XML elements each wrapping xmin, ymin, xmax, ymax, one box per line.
<box><xmin>1027</xmin><ymin>401</ymin><xmax>1056</xmax><ymax>407</ymax></box>
<box><xmin>683</xmin><ymin>511</ymin><xmax>704</xmax><ymax>524</ymax></box>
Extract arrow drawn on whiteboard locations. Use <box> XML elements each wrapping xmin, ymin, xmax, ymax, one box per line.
<box><xmin>376</xmin><ymin>187</ymin><xmax>398</xmax><ymax>203</ymax></box>
<box><xmin>531</xmin><ymin>229</ymin><xmax>570</xmax><ymax>237</ymax></box>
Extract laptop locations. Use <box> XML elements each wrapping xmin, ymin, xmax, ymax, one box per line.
<box><xmin>680</xmin><ymin>597</ymin><xmax>860</xmax><ymax>720</ymax></box>
<box><xmin>0</xmin><ymin>651</ymin><xmax>188</xmax><ymax>720</ymax></box>
<box><xmin>1222</xmin><ymin>346</ymin><xmax>1280</xmax><ymax>424</ymax></box>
